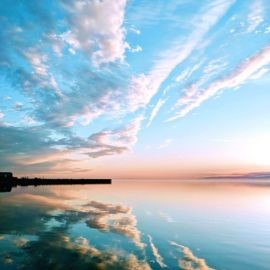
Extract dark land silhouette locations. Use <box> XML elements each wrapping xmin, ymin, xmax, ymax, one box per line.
<box><xmin>0</xmin><ymin>172</ymin><xmax>111</xmax><ymax>192</ymax></box>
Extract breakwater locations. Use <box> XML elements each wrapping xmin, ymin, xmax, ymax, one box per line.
<box><xmin>0</xmin><ymin>172</ymin><xmax>111</xmax><ymax>192</ymax></box>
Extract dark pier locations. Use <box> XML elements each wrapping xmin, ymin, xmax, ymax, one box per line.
<box><xmin>0</xmin><ymin>172</ymin><xmax>111</xmax><ymax>192</ymax></box>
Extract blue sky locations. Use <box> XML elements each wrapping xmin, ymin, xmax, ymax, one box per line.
<box><xmin>0</xmin><ymin>0</ymin><xmax>270</xmax><ymax>178</ymax></box>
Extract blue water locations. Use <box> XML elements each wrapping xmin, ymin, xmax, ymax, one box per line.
<box><xmin>0</xmin><ymin>180</ymin><xmax>270</xmax><ymax>269</ymax></box>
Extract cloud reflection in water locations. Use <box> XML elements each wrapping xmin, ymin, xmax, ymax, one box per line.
<box><xmin>0</xmin><ymin>184</ymin><xmax>225</xmax><ymax>270</ymax></box>
<box><xmin>0</xmin><ymin>192</ymin><xmax>151</xmax><ymax>269</ymax></box>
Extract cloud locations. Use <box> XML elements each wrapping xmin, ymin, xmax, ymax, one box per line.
<box><xmin>0</xmin><ymin>125</ymin><xmax>60</xmax><ymax>167</ymax></box>
<box><xmin>86</xmin><ymin>115</ymin><xmax>143</xmax><ymax>158</ymax></box>
<box><xmin>60</xmin><ymin>0</ymin><xmax>128</xmax><ymax>65</ymax></box>
<box><xmin>24</xmin><ymin>48</ymin><xmax>63</xmax><ymax>98</ymax></box>
<box><xmin>148</xmin><ymin>235</ymin><xmax>167</xmax><ymax>268</ymax></box>
<box><xmin>147</xmin><ymin>98</ymin><xmax>166</xmax><ymax>127</ymax></box>
<box><xmin>204</xmin><ymin>171</ymin><xmax>270</xmax><ymax>180</ymax></box>
<box><xmin>0</xmin><ymin>115</ymin><xmax>143</xmax><ymax>173</ymax></box>
<box><xmin>0</xmin><ymin>0</ymin><xmax>134</xmax><ymax>134</ymax></box>
<box><xmin>24</xmin><ymin>50</ymin><xmax>49</xmax><ymax>77</ymax></box>
<box><xmin>130</xmin><ymin>45</ymin><xmax>143</xmax><ymax>53</ymax></box>
<box><xmin>169</xmin><ymin>45</ymin><xmax>270</xmax><ymax>120</ymax></box>
<box><xmin>250</xmin><ymin>67</ymin><xmax>269</xmax><ymax>80</ymax></box>
<box><xmin>9</xmin><ymin>47</ymin><xmax>134</xmax><ymax>132</ymax></box>
<box><xmin>246</xmin><ymin>0</ymin><xmax>264</xmax><ymax>33</ymax></box>
<box><xmin>126</xmin><ymin>0</ymin><xmax>234</xmax><ymax>111</ymax></box>
<box><xmin>13</xmin><ymin>102</ymin><xmax>24</xmax><ymax>111</ymax></box>
<box><xmin>0</xmin><ymin>124</ymin><xmax>87</xmax><ymax>174</ymax></box>
<box><xmin>176</xmin><ymin>59</ymin><xmax>206</xmax><ymax>83</ymax></box>
<box><xmin>86</xmin><ymin>146</ymin><xmax>127</xmax><ymax>158</ymax></box>
<box><xmin>22</xmin><ymin>115</ymin><xmax>36</xmax><ymax>125</ymax></box>
<box><xmin>203</xmin><ymin>58</ymin><xmax>227</xmax><ymax>75</ymax></box>
<box><xmin>169</xmin><ymin>241</ymin><xmax>214</xmax><ymax>270</ymax></box>
<box><xmin>129</xmin><ymin>26</ymin><xmax>141</xmax><ymax>35</ymax></box>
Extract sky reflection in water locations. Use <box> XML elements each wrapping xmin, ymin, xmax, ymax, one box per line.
<box><xmin>0</xmin><ymin>180</ymin><xmax>270</xmax><ymax>269</ymax></box>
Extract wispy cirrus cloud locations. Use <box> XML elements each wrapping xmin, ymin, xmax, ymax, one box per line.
<box><xmin>246</xmin><ymin>0</ymin><xmax>264</xmax><ymax>33</ymax></box>
<box><xmin>168</xmin><ymin>45</ymin><xmax>270</xmax><ymax>121</ymax></box>
<box><xmin>127</xmin><ymin>0</ymin><xmax>234</xmax><ymax>112</ymax></box>
<box><xmin>147</xmin><ymin>98</ymin><xmax>167</xmax><ymax>127</ymax></box>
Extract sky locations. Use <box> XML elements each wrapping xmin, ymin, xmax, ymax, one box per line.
<box><xmin>0</xmin><ymin>0</ymin><xmax>270</xmax><ymax>179</ymax></box>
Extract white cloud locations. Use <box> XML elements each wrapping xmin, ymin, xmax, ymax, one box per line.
<box><xmin>114</xmin><ymin>115</ymin><xmax>144</xmax><ymax>145</ymax></box>
<box><xmin>250</xmin><ymin>67</ymin><xmax>269</xmax><ymax>80</ymax></box>
<box><xmin>175</xmin><ymin>59</ymin><xmax>205</xmax><ymax>83</ymax></box>
<box><xmin>24</xmin><ymin>48</ymin><xmax>63</xmax><ymax>97</ymax></box>
<box><xmin>47</xmin><ymin>33</ymin><xmax>64</xmax><ymax>57</ymax></box>
<box><xmin>0</xmin><ymin>112</ymin><xmax>4</xmax><ymax>119</ymax></box>
<box><xmin>77</xmin><ymin>106</ymin><xmax>103</xmax><ymax>126</ymax></box>
<box><xmin>246</xmin><ymin>0</ymin><xmax>264</xmax><ymax>33</ymax></box>
<box><xmin>14</xmin><ymin>102</ymin><xmax>23</xmax><ymax>111</ymax></box>
<box><xmin>24</xmin><ymin>50</ymin><xmax>48</xmax><ymax>77</ymax></box>
<box><xmin>147</xmin><ymin>98</ymin><xmax>166</xmax><ymax>127</ymax></box>
<box><xmin>126</xmin><ymin>74</ymin><xmax>154</xmax><ymax>111</ymax></box>
<box><xmin>203</xmin><ymin>58</ymin><xmax>227</xmax><ymax>75</ymax></box>
<box><xmin>130</xmin><ymin>45</ymin><xmax>143</xmax><ymax>53</ymax></box>
<box><xmin>169</xmin><ymin>45</ymin><xmax>270</xmax><ymax>121</ymax></box>
<box><xmin>86</xmin><ymin>115</ymin><xmax>143</xmax><ymax>158</ymax></box>
<box><xmin>126</xmin><ymin>0</ymin><xmax>234</xmax><ymax>111</ymax></box>
<box><xmin>23</xmin><ymin>116</ymin><xmax>36</xmax><ymax>125</ymax></box>
<box><xmin>130</xmin><ymin>26</ymin><xmax>141</xmax><ymax>35</ymax></box>
<box><xmin>61</xmin><ymin>0</ymin><xmax>128</xmax><ymax>65</ymax></box>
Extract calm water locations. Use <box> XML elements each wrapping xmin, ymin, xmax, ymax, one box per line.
<box><xmin>0</xmin><ymin>180</ymin><xmax>270</xmax><ymax>269</ymax></box>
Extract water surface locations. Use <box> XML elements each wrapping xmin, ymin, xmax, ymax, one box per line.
<box><xmin>0</xmin><ymin>180</ymin><xmax>270</xmax><ymax>269</ymax></box>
